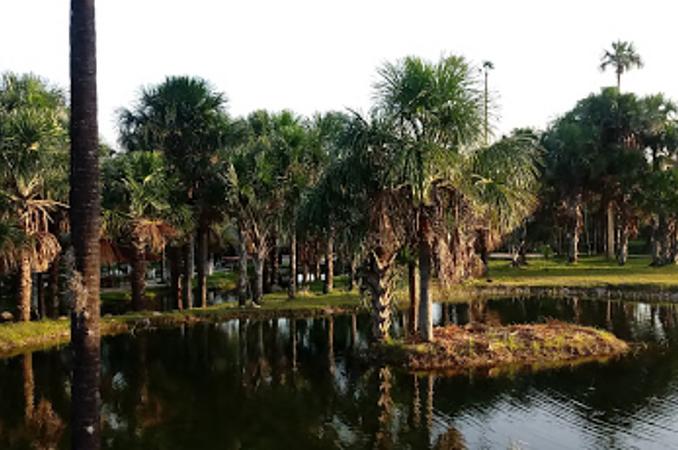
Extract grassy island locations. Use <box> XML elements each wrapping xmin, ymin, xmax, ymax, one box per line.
<box><xmin>381</xmin><ymin>321</ymin><xmax>629</xmax><ymax>374</ymax></box>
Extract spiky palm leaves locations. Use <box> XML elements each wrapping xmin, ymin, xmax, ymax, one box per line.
<box><xmin>119</xmin><ymin>76</ymin><xmax>230</xmax><ymax>308</ymax></box>
<box><xmin>0</xmin><ymin>73</ymin><xmax>67</xmax><ymax>321</ymax></box>
<box><xmin>102</xmin><ymin>151</ymin><xmax>177</xmax><ymax>310</ymax></box>
<box><xmin>600</xmin><ymin>41</ymin><xmax>643</xmax><ymax>90</ymax></box>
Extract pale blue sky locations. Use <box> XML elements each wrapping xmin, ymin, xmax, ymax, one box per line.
<box><xmin>1</xmin><ymin>0</ymin><xmax>675</xmax><ymax>148</ymax></box>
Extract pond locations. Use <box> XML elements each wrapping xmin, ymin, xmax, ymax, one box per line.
<box><xmin>1</xmin><ymin>297</ymin><xmax>678</xmax><ymax>449</ymax></box>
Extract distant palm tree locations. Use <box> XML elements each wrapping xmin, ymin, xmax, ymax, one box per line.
<box><xmin>482</xmin><ymin>61</ymin><xmax>494</xmax><ymax>145</ymax></box>
<box><xmin>103</xmin><ymin>151</ymin><xmax>176</xmax><ymax>311</ymax></box>
<box><xmin>600</xmin><ymin>40</ymin><xmax>643</xmax><ymax>91</ymax></box>
<box><xmin>69</xmin><ymin>0</ymin><xmax>101</xmax><ymax>449</ymax></box>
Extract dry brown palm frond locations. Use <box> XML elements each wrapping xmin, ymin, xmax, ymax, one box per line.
<box><xmin>28</xmin><ymin>232</ymin><xmax>61</xmax><ymax>272</ymax></box>
<box><xmin>132</xmin><ymin>219</ymin><xmax>177</xmax><ymax>255</ymax></box>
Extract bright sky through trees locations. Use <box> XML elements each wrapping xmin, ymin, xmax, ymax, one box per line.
<box><xmin>1</xmin><ymin>0</ymin><xmax>675</xmax><ymax>148</ymax></box>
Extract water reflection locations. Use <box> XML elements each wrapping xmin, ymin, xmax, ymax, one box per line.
<box><xmin>4</xmin><ymin>299</ymin><xmax>678</xmax><ymax>448</ymax></box>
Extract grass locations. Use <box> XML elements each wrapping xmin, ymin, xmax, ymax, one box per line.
<box><xmin>0</xmin><ymin>280</ymin><xmax>363</xmax><ymax>358</ymax></box>
<box><xmin>379</xmin><ymin>321</ymin><xmax>629</xmax><ymax>375</ymax></box>
<box><xmin>473</xmin><ymin>255</ymin><xmax>678</xmax><ymax>290</ymax></box>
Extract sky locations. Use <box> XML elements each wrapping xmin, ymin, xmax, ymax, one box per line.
<box><xmin>1</xmin><ymin>0</ymin><xmax>676</xmax><ymax>148</ymax></box>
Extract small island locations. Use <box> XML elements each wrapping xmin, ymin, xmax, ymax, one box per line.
<box><xmin>380</xmin><ymin>322</ymin><xmax>629</xmax><ymax>374</ymax></box>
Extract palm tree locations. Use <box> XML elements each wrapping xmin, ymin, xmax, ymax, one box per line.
<box><xmin>482</xmin><ymin>61</ymin><xmax>494</xmax><ymax>145</ymax></box>
<box><xmin>102</xmin><ymin>151</ymin><xmax>176</xmax><ymax>311</ymax></box>
<box><xmin>600</xmin><ymin>41</ymin><xmax>643</xmax><ymax>259</ymax></box>
<box><xmin>119</xmin><ymin>76</ymin><xmax>229</xmax><ymax>309</ymax></box>
<box><xmin>69</xmin><ymin>0</ymin><xmax>101</xmax><ymax>448</ymax></box>
<box><xmin>600</xmin><ymin>40</ymin><xmax>644</xmax><ymax>91</ymax></box>
<box><xmin>0</xmin><ymin>74</ymin><xmax>66</xmax><ymax>321</ymax></box>
<box><xmin>374</xmin><ymin>55</ymin><xmax>484</xmax><ymax>341</ymax></box>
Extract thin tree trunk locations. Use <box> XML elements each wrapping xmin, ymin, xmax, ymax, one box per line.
<box><xmin>348</xmin><ymin>254</ymin><xmax>357</xmax><ymax>291</ymax></box>
<box><xmin>168</xmin><ymin>246</ymin><xmax>183</xmax><ymax>311</ymax></box>
<box><xmin>323</xmin><ymin>231</ymin><xmax>334</xmax><ymax>294</ymax></box>
<box><xmin>183</xmin><ymin>236</ymin><xmax>194</xmax><ymax>309</ymax></box>
<box><xmin>418</xmin><ymin>216</ymin><xmax>433</xmax><ymax>342</ymax></box>
<box><xmin>288</xmin><ymin>231</ymin><xmax>297</xmax><ymax>299</ymax></box>
<box><xmin>408</xmin><ymin>260</ymin><xmax>418</xmax><ymax>335</ymax></box>
<box><xmin>17</xmin><ymin>252</ymin><xmax>32</xmax><ymax>322</ymax></box>
<box><xmin>130</xmin><ymin>238</ymin><xmax>146</xmax><ymax>311</ymax></box>
<box><xmin>37</xmin><ymin>273</ymin><xmax>46</xmax><ymax>319</ymax></box>
<box><xmin>196</xmin><ymin>224</ymin><xmax>208</xmax><ymax>308</ymax></box>
<box><xmin>606</xmin><ymin>202</ymin><xmax>615</xmax><ymax>260</ymax></box>
<box><xmin>263</xmin><ymin>253</ymin><xmax>271</xmax><ymax>294</ymax></box>
<box><xmin>69</xmin><ymin>0</ymin><xmax>102</xmax><ymax>448</ymax></box>
<box><xmin>253</xmin><ymin>250</ymin><xmax>265</xmax><ymax>305</ymax></box>
<box><xmin>47</xmin><ymin>255</ymin><xmax>61</xmax><ymax>318</ymax></box>
<box><xmin>568</xmin><ymin>199</ymin><xmax>583</xmax><ymax>263</ymax></box>
<box><xmin>618</xmin><ymin>221</ymin><xmax>629</xmax><ymax>265</ymax></box>
<box><xmin>270</xmin><ymin>234</ymin><xmax>279</xmax><ymax>289</ymax></box>
<box><xmin>238</xmin><ymin>227</ymin><xmax>248</xmax><ymax>306</ymax></box>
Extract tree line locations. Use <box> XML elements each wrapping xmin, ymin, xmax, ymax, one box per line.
<box><xmin>1</xmin><ymin>40</ymin><xmax>676</xmax><ymax>344</ymax></box>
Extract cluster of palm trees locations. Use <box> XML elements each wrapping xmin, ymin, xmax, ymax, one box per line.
<box><xmin>537</xmin><ymin>40</ymin><xmax>678</xmax><ymax>266</ymax></box>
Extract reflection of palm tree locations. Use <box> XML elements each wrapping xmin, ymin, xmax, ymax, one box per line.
<box><xmin>23</xmin><ymin>353</ymin><xmax>34</xmax><ymax>421</ymax></box>
<box><xmin>434</xmin><ymin>426</ymin><xmax>467</xmax><ymax>450</ymax></box>
<box><xmin>375</xmin><ymin>366</ymin><xmax>393</xmax><ymax>450</ymax></box>
<box><xmin>23</xmin><ymin>353</ymin><xmax>65</xmax><ymax>450</ymax></box>
<box><xmin>327</xmin><ymin>317</ymin><xmax>335</xmax><ymax>375</ymax></box>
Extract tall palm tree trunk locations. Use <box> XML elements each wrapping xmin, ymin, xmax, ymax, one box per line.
<box><xmin>618</xmin><ymin>221</ymin><xmax>629</xmax><ymax>265</ymax></box>
<box><xmin>418</xmin><ymin>215</ymin><xmax>433</xmax><ymax>342</ymax></box>
<box><xmin>168</xmin><ymin>246</ymin><xmax>183</xmax><ymax>310</ymax></box>
<box><xmin>323</xmin><ymin>231</ymin><xmax>334</xmax><ymax>294</ymax></box>
<box><xmin>348</xmin><ymin>254</ymin><xmax>357</xmax><ymax>291</ymax></box>
<box><xmin>606</xmin><ymin>202</ymin><xmax>615</xmax><ymax>259</ymax></box>
<box><xmin>196</xmin><ymin>223</ymin><xmax>208</xmax><ymax>308</ymax></box>
<box><xmin>288</xmin><ymin>230</ymin><xmax>297</xmax><ymax>299</ymax></box>
<box><xmin>238</xmin><ymin>227</ymin><xmax>248</xmax><ymax>306</ymax></box>
<box><xmin>17</xmin><ymin>251</ymin><xmax>32</xmax><ymax>322</ymax></box>
<box><xmin>408</xmin><ymin>260</ymin><xmax>418</xmax><ymax>334</ymax></box>
<box><xmin>183</xmin><ymin>236</ymin><xmax>194</xmax><ymax>309</ymax></box>
<box><xmin>270</xmin><ymin>234</ymin><xmax>279</xmax><ymax>288</ymax></box>
<box><xmin>130</xmin><ymin>238</ymin><xmax>146</xmax><ymax>311</ymax></box>
<box><xmin>253</xmin><ymin>247</ymin><xmax>265</xmax><ymax>305</ymax></box>
<box><xmin>47</xmin><ymin>256</ymin><xmax>61</xmax><ymax>318</ymax></box>
<box><xmin>37</xmin><ymin>273</ymin><xmax>46</xmax><ymax>319</ymax></box>
<box><xmin>70</xmin><ymin>1</ymin><xmax>102</xmax><ymax>448</ymax></box>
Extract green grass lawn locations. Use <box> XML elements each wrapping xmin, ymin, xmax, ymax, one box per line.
<box><xmin>477</xmin><ymin>255</ymin><xmax>678</xmax><ymax>289</ymax></box>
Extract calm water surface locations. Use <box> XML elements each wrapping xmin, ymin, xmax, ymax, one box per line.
<box><xmin>2</xmin><ymin>297</ymin><xmax>678</xmax><ymax>449</ymax></box>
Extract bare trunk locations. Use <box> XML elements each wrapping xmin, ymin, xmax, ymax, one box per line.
<box><xmin>69</xmin><ymin>1</ymin><xmax>102</xmax><ymax>448</ymax></box>
<box><xmin>183</xmin><ymin>236</ymin><xmax>194</xmax><ymax>309</ymax></box>
<box><xmin>568</xmin><ymin>199</ymin><xmax>583</xmax><ymax>263</ymax></box>
<box><xmin>606</xmin><ymin>202</ymin><xmax>615</xmax><ymax>260</ymax></box>
<box><xmin>408</xmin><ymin>260</ymin><xmax>418</xmax><ymax>335</ymax></box>
<box><xmin>347</xmin><ymin>255</ymin><xmax>357</xmax><ymax>291</ymax></box>
<box><xmin>196</xmin><ymin>224</ymin><xmax>208</xmax><ymax>308</ymax></box>
<box><xmin>47</xmin><ymin>255</ymin><xmax>61</xmax><ymax>318</ymax></box>
<box><xmin>288</xmin><ymin>231</ymin><xmax>297</xmax><ymax>299</ymax></box>
<box><xmin>618</xmin><ymin>222</ymin><xmax>629</xmax><ymax>265</ymax></box>
<box><xmin>253</xmin><ymin>251</ymin><xmax>265</xmax><ymax>305</ymax></box>
<box><xmin>17</xmin><ymin>251</ymin><xmax>32</xmax><ymax>322</ymax></box>
<box><xmin>168</xmin><ymin>246</ymin><xmax>183</xmax><ymax>311</ymax></box>
<box><xmin>238</xmin><ymin>227</ymin><xmax>248</xmax><ymax>306</ymax></box>
<box><xmin>323</xmin><ymin>231</ymin><xmax>334</xmax><ymax>294</ymax></box>
<box><xmin>365</xmin><ymin>253</ymin><xmax>393</xmax><ymax>342</ymax></box>
<box><xmin>130</xmin><ymin>238</ymin><xmax>146</xmax><ymax>311</ymax></box>
<box><xmin>418</xmin><ymin>216</ymin><xmax>433</xmax><ymax>342</ymax></box>
<box><xmin>37</xmin><ymin>273</ymin><xmax>46</xmax><ymax>320</ymax></box>
<box><xmin>270</xmin><ymin>234</ymin><xmax>279</xmax><ymax>289</ymax></box>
